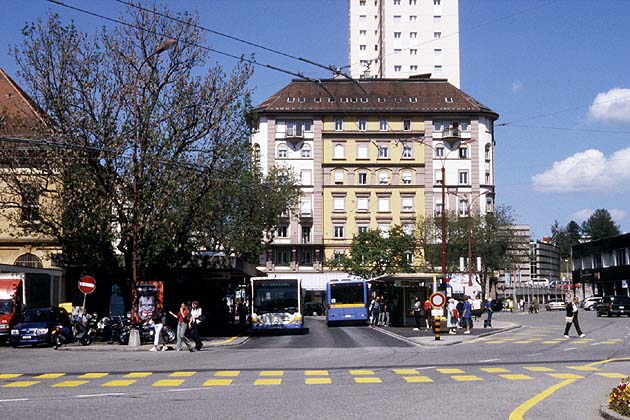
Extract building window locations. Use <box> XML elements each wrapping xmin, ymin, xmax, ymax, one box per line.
<box><xmin>378</xmin><ymin>144</ymin><xmax>389</xmax><ymax>159</ymax></box>
<box><xmin>253</xmin><ymin>143</ymin><xmax>261</xmax><ymax>161</ymax></box>
<box><xmin>358</xmin><ymin>172</ymin><xmax>368</xmax><ymax>185</ymax></box>
<box><xmin>485</xmin><ymin>144</ymin><xmax>491</xmax><ymax>160</ymax></box>
<box><xmin>358</xmin><ymin>225</ymin><xmax>369</xmax><ymax>234</ymax></box>
<box><xmin>435</xmin><ymin>146</ymin><xmax>444</xmax><ymax>157</ymax></box>
<box><xmin>301</xmin><ymin>200</ymin><xmax>312</xmax><ymax>216</ymax></box>
<box><xmin>334</xmin><ymin>118</ymin><xmax>344</xmax><ymax>131</ymax></box>
<box><xmin>459</xmin><ymin>170</ymin><xmax>469</xmax><ymax>185</ymax></box>
<box><xmin>394</xmin><ymin>15</ymin><xmax>401</xmax><ymax>22</ymax></box>
<box><xmin>14</xmin><ymin>253</ymin><xmax>43</xmax><ymax>269</ymax></box>
<box><xmin>402</xmin><ymin>171</ymin><xmax>412</xmax><ymax>185</ymax></box>
<box><xmin>302</xmin><ymin>226</ymin><xmax>311</xmax><ymax>244</ymax></box>
<box><xmin>410</xmin><ymin>65</ymin><xmax>418</xmax><ymax>72</ymax></box>
<box><xmin>434</xmin><ymin>48</ymin><xmax>442</xmax><ymax>57</ymax></box>
<box><xmin>21</xmin><ymin>185</ymin><xmax>40</xmax><ymax>222</ymax></box>
<box><xmin>379</xmin><ymin>118</ymin><xmax>388</xmax><ymax>131</ymax></box>
<box><xmin>402</xmin><ymin>197</ymin><xmax>414</xmax><ymax>211</ymax></box>
<box><xmin>409</xmin><ymin>0</ymin><xmax>416</xmax><ymax>4</ymax></box>
<box><xmin>459</xmin><ymin>199</ymin><xmax>469</xmax><ymax>217</ymax></box>
<box><xmin>360</xmin><ymin>44</ymin><xmax>366</xmax><ymax>51</ymax></box>
<box><xmin>333</xmin><ymin>197</ymin><xmax>345</xmax><ymax>211</ymax></box>
<box><xmin>435</xmin><ymin>202</ymin><xmax>443</xmax><ymax>216</ymax></box>
<box><xmin>277</xmin><ymin>225</ymin><xmax>288</xmax><ymax>238</ymax></box>
<box><xmin>410</xmin><ymin>15</ymin><xmax>417</xmax><ymax>22</ymax></box>
<box><xmin>402</xmin><ymin>144</ymin><xmax>413</xmax><ymax>158</ymax></box>
<box><xmin>379</xmin><ymin>171</ymin><xmax>389</xmax><ymax>184</ymax></box>
<box><xmin>357</xmin><ymin>197</ymin><xmax>369</xmax><ymax>211</ymax></box>
<box><xmin>334</xmin><ymin>225</ymin><xmax>345</xmax><ymax>238</ymax></box>
<box><xmin>435</xmin><ymin>169</ymin><xmax>443</xmax><ymax>185</ymax></box>
<box><xmin>301</xmin><ymin>170</ymin><xmax>312</xmax><ymax>185</ymax></box>
<box><xmin>434</xmin><ymin>0</ymin><xmax>441</xmax><ymax>5</ymax></box>
<box><xmin>275</xmin><ymin>250</ymin><xmax>290</xmax><ymax>265</ymax></box>
<box><xmin>403</xmin><ymin>119</ymin><xmax>412</xmax><ymax>131</ymax></box>
<box><xmin>459</xmin><ymin>147</ymin><xmax>468</xmax><ymax>159</ymax></box>
<box><xmin>358</xmin><ymin>118</ymin><xmax>367</xmax><ymax>131</ymax></box>
<box><xmin>334</xmin><ymin>170</ymin><xmax>344</xmax><ymax>184</ymax></box>
<box><xmin>277</xmin><ymin>144</ymin><xmax>288</xmax><ymax>159</ymax></box>
<box><xmin>394</xmin><ymin>49</ymin><xmax>402</xmax><ymax>55</ymax></box>
<box><xmin>394</xmin><ymin>65</ymin><xmax>402</xmax><ymax>72</ymax></box>
<box><xmin>286</xmin><ymin>120</ymin><xmax>306</xmax><ymax>137</ymax></box>
<box><xmin>410</xmin><ymin>32</ymin><xmax>417</xmax><ymax>39</ymax></box>
<box><xmin>357</xmin><ymin>143</ymin><xmax>369</xmax><ymax>159</ymax></box>
<box><xmin>485</xmin><ymin>172</ymin><xmax>491</xmax><ymax>184</ymax></box>
<box><xmin>394</xmin><ymin>0</ymin><xmax>400</xmax><ymax>4</ymax></box>
<box><xmin>410</xmin><ymin>49</ymin><xmax>417</xmax><ymax>55</ymax></box>
<box><xmin>402</xmin><ymin>224</ymin><xmax>414</xmax><ymax>235</ymax></box>
<box><xmin>378</xmin><ymin>197</ymin><xmax>390</xmax><ymax>212</ymax></box>
<box><xmin>394</xmin><ymin>32</ymin><xmax>401</xmax><ymax>39</ymax></box>
<box><xmin>359</xmin><ymin>0</ymin><xmax>366</xmax><ymax>5</ymax></box>
<box><xmin>360</xmin><ymin>30</ymin><xmax>367</xmax><ymax>36</ymax></box>
<box><xmin>334</xmin><ymin>144</ymin><xmax>345</xmax><ymax>159</ymax></box>
<box><xmin>299</xmin><ymin>250</ymin><xmax>312</xmax><ymax>265</ymax></box>
<box><xmin>378</xmin><ymin>224</ymin><xmax>391</xmax><ymax>237</ymax></box>
<box><xmin>434</xmin><ymin>15</ymin><xmax>442</xmax><ymax>22</ymax></box>
<box><xmin>301</xmin><ymin>145</ymin><xmax>311</xmax><ymax>158</ymax></box>
<box><xmin>359</xmin><ymin>15</ymin><xmax>367</xmax><ymax>22</ymax></box>
<box><xmin>434</xmin><ymin>31</ymin><xmax>441</xmax><ymax>39</ymax></box>
<box><xmin>434</xmin><ymin>65</ymin><xmax>443</xmax><ymax>74</ymax></box>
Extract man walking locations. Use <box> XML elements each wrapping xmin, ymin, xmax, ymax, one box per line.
<box><xmin>369</xmin><ymin>295</ymin><xmax>380</xmax><ymax>327</ymax></box>
<box><xmin>462</xmin><ymin>295</ymin><xmax>473</xmax><ymax>334</ymax></box>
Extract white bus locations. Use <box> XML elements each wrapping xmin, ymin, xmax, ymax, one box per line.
<box><xmin>250</xmin><ymin>277</ymin><xmax>304</xmax><ymax>331</ymax></box>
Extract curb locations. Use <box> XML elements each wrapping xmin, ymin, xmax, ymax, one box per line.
<box><xmin>55</xmin><ymin>336</ymin><xmax>249</xmax><ymax>352</ymax></box>
<box><xmin>600</xmin><ymin>405</ymin><xmax>630</xmax><ymax>420</ymax></box>
<box><xmin>373</xmin><ymin>323</ymin><xmax>521</xmax><ymax>347</ymax></box>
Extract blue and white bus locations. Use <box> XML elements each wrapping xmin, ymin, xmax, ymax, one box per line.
<box><xmin>326</xmin><ymin>279</ymin><xmax>369</xmax><ymax>325</ymax></box>
<box><xmin>250</xmin><ymin>277</ymin><xmax>304</xmax><ymax>331</ymax></box>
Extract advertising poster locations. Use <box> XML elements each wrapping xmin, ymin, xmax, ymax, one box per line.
<box><xmin>134</xmin><ymin>280</ymin><xmax>163</xmax><ymax>324</ymax></box>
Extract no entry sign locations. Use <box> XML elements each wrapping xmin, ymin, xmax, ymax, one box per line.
<box><xmin>429</xmin><ymin>292</ymin><xmax>446</xmax><ymax>308</ymax></box>
<box><xmin>78</xmin><ymin>275</ymin><xmax>96</xmax><ymax>294</ymax></box>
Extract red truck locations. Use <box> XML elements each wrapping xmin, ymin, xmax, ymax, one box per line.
<box><xmin>0</xmin><ymin>275</ymin><xmax>23</xmax><ymax>344</ymax></box>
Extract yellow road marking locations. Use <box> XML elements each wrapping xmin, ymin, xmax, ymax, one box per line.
<box><xmin>543</xmin><ymin>341</ymin><xmax>561</xmax><ymax>344</ymax></box>
<box><xmin>524</xmin><ymin>367</ymin><xmax>554</xmax><ymax>372</ymax></box>
<box><xmin>514</xmin><ymin>341</ymin><xmax>533</xmax><ymax>344</ymax></box>
<box><xmin>305</xmin><ymin>378</ymin><xmax>332</xmax><ymax>385</ymax></box>
<box><xmin>259</xmin><ymin>371</ymin><xmax>283</xmax><ymax>376</ymax></box>
<box><xmin>585</xmin><ymin>357</ymin><xmax>630</xmax><ymax>368</ymax></box>
<box><xmin>350</xmin><ymin>370</ymin><xmax>374</xmax><ymax>375</ymax></box>
<box><xmin>501</xmin><ymin>374</ymin><xmax>533</xmax><ymax>381</ymax></box>
<box><xmin>215</xmin><ymin>371</ymin><xmax>240</xmax><ymax>377</ymax></box>
<box><xmin>152</xmin><ymin>379</ymin><xmax>184</xmax><ymax>387</ymax></box>
<box><xmin>509</xmin><ymin>379</ymin><xmax>576</xmax><ymax>420</ymax></box>
<box><xmin>403</xmin><ymin>376</ymin><xmax>433</xmax><ymax>383</ymax></box>
<box><xmin>567</xmin><ymin>366</ymin><xmax>600</xmax><ymax>371</ymax></box>
<box><xmin>169</xmin><ymin>371</ymin><xmax>196</xmax><ymax>377</ymax></box>
<box><xmin>305</xmin><ymin>370</ymin><xmax>329</xmax><ymax>376</ymax></box>
<box><xmin>2</xmin><ymin>381</ymin><xmax>39</xmax><ymax>388</ymax></box>
<box><xmin>600</xmin><ymin>341</ymin><xmax>618</xmax><ymax>344</ymax></box>
<box><xmin>211</xmin><ymin>336</ymin><xmax>238</xmax><ymax>345</ymax></box>
<box><xmin>393</xmin><ymin>369</ymin><xmax>418</xmax><ymax>375</ymax></box>
<box><xmin>451</xmin><ymin>375</ymin><xmax>483</xmax><ymax>381</ymax></box>
<box><xmin>79</xmin><ymin>373</ymin><xmax>108</xmax><ymax>379</ymax></box>
<box><xmin>437</xmin><ymin>368</ymin><xmax>465</xmax><ymax>374</ymax></box>
<box><xmin>203</xmin><ymin>379</ymin><xmax>232</xmax><ymax>386</ymax></box>
<box><xmin>548</xmin><ymin>373</ymin><xmax>583</xmax><ymax>379</ymax></box>
<box><xmin>0</xmin><ymin>374</ymin><xmax>22</xmax><ymax>379</ymax></box>
<box><xmin>481</xmin><ymin>368</ymin><xmax>510</xmax><ymax>373</ymax></box>
<box><xmin>254</xmin><ymin>378</ymin><xmax>281</xmax><ymax>385</ymax></box>
<box><xmin>53</xmin><ymin>380</ymin><xmax>88</xmax><ymax>387</ymax></box>
<box><xmin>596</xmin><ymin>373</ymin><xmax>627</xmax><ymax>379</ymax></box>
<box><xmin>125</xmin><ymin>372</ymin><xmax>152</xmax><ymax>378</ymax></box>
<box><xmin>354</xmin><ymin>377</ymin><xmax>382</xmax><ymax>384</ymax></box>
<box><xmin>35</xmin><ymin>373</ymin><xmax>64</xmax><ymax>379</ymax></box>
<box><xmin>484</xmin><ymin>341</ymin><xmax>506</xmax><ymax>344</ymax></box>
<box><xmin>102</xmin><ymin>380</ymin><xmax>136</xmax><ymax>387</ymax></box>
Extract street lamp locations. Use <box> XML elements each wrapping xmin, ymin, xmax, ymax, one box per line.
<box><xmin>130</xmin><ymin>38</ymin><xmax>176</xmax><ymax>330</ymax></box>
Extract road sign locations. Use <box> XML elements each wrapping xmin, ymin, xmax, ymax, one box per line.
<box><xmin>78</xmin><ymin>275</ymin><xmax>96</xmax><ymax>294</ymax></box>
<box><xmin>429</xmin><ymin>292</ymin><xmax>446</xmax><ymax>308</ymax></box>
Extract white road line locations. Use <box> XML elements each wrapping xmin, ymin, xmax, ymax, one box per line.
<box><xmin>527</xmin><ymin>353</ymin><xmax>544</xmax><ymax>357</ymax></box>
<box><xmin>75</xmin><ymin>393</ymin><xmax>126</xmax><ymax>398</ymax></box>
<box><xmin>417</xmin><ymin>366</ymin><xmax>437</xmax><ymax>370</ymax></box>
<box><xmin>479</xmin><ymin>359</ymin><xmax>501</xmax><ymax>363</ymax></box>
<box><xmin>564</xmin><ymin>347</ymin><xmax>576</xmax><ymax>351</ymax></box>
<box><xmin>0</xmin><ymin>398</ymin><xmax>29</xmax><ymax>403</ymax></box>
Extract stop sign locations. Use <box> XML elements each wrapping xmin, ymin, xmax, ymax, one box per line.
<box><xmin>78</xmin><ymin>275</ymin><xmax>96</xmax><ymax>294</ymax></box>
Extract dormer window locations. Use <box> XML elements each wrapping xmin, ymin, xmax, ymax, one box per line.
<box><xmin>287</xmin><ymin>97</ymin><xmax>295</xmax><ymax>103</ymax></box>
<box><xmin>409</xmin><ymin>97</ymin><xmax>418</xmax><ymax>103</ymax></box>
<box><xmin>298</xmin><ymin>97</ymin><xmax>306</xmax><ymax>103</ymax></box>
<box><xmin>445</xmin><ymin>97</ymin><xmax>454</xmax><ymax>103</ymax></box>
<box><xmin>314</xmin><ymin>97</ymin><xmax>322</xmax><ymax>103</ymax></box>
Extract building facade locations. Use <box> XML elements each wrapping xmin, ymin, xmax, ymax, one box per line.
<box><xmin>530</xmin><ymin>239</ymin><xmax>561</xmax><ymax>283</ymax></box>
<box><xmin>252</xmin><ymin>77</ymin><xmax>497</xmax><ymax>292</ymax></box>
<box><xmin>348</xmin><ymin>0</ymin><xmax>460</xmax><ymax>87</ymax></box>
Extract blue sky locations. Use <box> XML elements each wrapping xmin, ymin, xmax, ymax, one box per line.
<box><xmin>1</xmin><ymin>0</ymin><xmax>629</xmax><ymax>239</ymax></box>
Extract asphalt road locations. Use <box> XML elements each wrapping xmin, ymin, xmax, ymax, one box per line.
<box><xmin>1</xmin><ymin>310</ymin><xmax>629</xmax><ymax>420</ymax></box>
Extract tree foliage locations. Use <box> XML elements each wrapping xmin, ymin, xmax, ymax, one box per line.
<box><xmin>0</xmin><ymin>3</ymin><xmax>300</xmax><ymax>281</ymax></box>
<box><xmin>327</xmin><ymin>226</ymin><xmax>416</xmax><ymax>279</ymax></box>
<box><xmin>550</xmin><ymin>210</ymin><xmax>620</xmax><ymax>256</ymax></box>
<box><xmin>582</xmin><ymin>209</ymin><xmax>621</xmax><ymax>241</ymax></box>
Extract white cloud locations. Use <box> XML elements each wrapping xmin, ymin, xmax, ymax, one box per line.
<box><xmin>511</xmin><ymin>80</ymin><xmax>523</xmax><ymax>93</ymax></box>
<box><xmin>532</xmin><ymin>147</ymin><xmax>630</xmax><ymax>192</ymax></box>
<box><xmin>587</xmin><ymin>88</ymin><xmax>630</xmax><ymax>123</ymax></box>
<box><xmin>571</xmin><ymin>208</ymin><xmax>626</xmax><ymax>222</ymax></box>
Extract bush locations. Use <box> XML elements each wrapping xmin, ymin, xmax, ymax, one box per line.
<box><xmin>609</xmin><ymin>376</ymin><xmax>630</xmax><ymax>417</ymax></box>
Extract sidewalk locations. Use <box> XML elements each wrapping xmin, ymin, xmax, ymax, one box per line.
<box><xmin>376</xmin><ymin>320</ymin><xmax>520</xmax><ymax>346</ymax></box>
<box><xmin>56</xmin><ymin>335</ymin><xmax>249</xmax><ymax>352</ymax></box>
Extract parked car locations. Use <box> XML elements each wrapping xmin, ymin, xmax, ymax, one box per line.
<box><xmin>10</xmin><ymin>307</ymin><xmax>72</xmax><ymax>347</ymax></box>
<box><xmin>596</xmin><ymin>295</ymin><xmax>630</xmax><ymax>317</ymax></box>
<box><xmin>546</xmin><ymin>300</ymin><xmax>566</xmax><ymax>311</ymax></box>
<box><xmin>304</xmin><ymin>302</ymin><xmax>325</xmax><ymax>316</ymax></box>
<box><xmin>581</xmin><ymin>296</ymin><xmax>602</xmax><ymax>311</ymax></box>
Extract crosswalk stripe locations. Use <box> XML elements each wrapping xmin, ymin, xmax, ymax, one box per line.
<box><xmin>125</xmin><ymin>372</ymin><xmax>152</xmax><ymax>378</ymax></box>
<box><xmin>254</xmin><ymin>378</ymin><xmax>281</xmax><ymax>385</ymax></box>
<box><xmin>393</xmin><ymin>369</ymin><xmax>418</xmax><ymax>375</ymax></box>
<box><xmin>451</xmin><ymin>375</ymin><xmax>483</xmax><ymax>382</ymax></box>
<box><xmin>500</xmin><ymin>374</ymin><xmax>533</xmax><ymax>381</ymax></box>
<box><xmin>305</xmin><ymin>378</ymin><xmax>332</xmax><ymax>385</ymax></box>
<box><xmin>0</xmin><ymin>374</ymin><xmax>22</xmax><ymax>379</ymax></box>
<box><xmin>524</xmin><ymin>367</ymin><xmax>555</xmax><ymax>372</ymax></box>
<box><xmin>481</xmin><ymin>368</ymin><xmax>510</xmax><ymax>373</ymax></box>
<box><xmin>203</xmin><ymin>379</ymin><xmax>232</xmax><ymax>386</ymax></box>
<box><xmin>595</xmin><ymin>373</ymin><xmax>627</xmax><ymax>379</ymax></box>
<box><xmin>79</xmin><ymin>373</ymin><xmax>109</xmax><ymax>379</ymax></box>
<box><xmin>169</xmin><ymin>371</ymin><xmax>196</xmax><ymax>377</ymax></box>
<box><xmin>2</xmin><ymin>381</ymin><xmax>39</xmax><ymax>388</ymax></box>
<box><xmin>152</xmin><ymin>379</ymin><xmax>184</xmax><ymax>387</ymax></box>
<box><xmin>259</xmin><ymin>371</ymin><xmax>284</xmax><ymax>377</ymax></box>
<box><xmin>35</xmin><ymin>373</ymin><xmax>64</xmax><ymax>379</ymax></box>
<box><xmin>102</xmin><ymin>380</ymin><xmax>136</xmax><ymax>387</ymax></box>
<box><xmin>305</xmin><ymin>370</ymin><xmax>329</xmax><ymax>376</ymax></box>
<box><xmin>437</xmin><ymin>368</ymin><xmax>465</xmax><ymax>374</ymax></box>
<box><xmin>354</xmin><ymin>377</ymin><xmax>382</xmax><ymax>384</ymax></box>
<box><xmin>548</xmin><ymin>373</ymin><xmax>583</xmax><ymax>379</ymax></box>
<box><xmin>350</xmin><ymin>370</ymin><xmax>374</xmax><ymax>375</ymax></box>
<box><xmin>53</xmin><ymin>380</ymin><xmax>88</xmax><ymax>387</ymax></box>
<box><xmin>403</xmin><ymin>376</ymin><xmax>433</xmax><ymax>383</ymax></box>
<box><xmin>215</xmin><ymin>371</ymin><xmax>240</xmax><ymax>377</ymax></box>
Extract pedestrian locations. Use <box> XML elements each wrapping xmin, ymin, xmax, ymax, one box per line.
<box><xmin>149</xmin><ymin>305</ymin><xmax>166</xmax><ymax>351</ymax></box>
<box><xmin>423</xmin><ymin>298</ymin><xmax>431</xmax><ymax>328</ymax></box>
<box><xmin>379</xmin><ymin>297</ymin><xmax>390</xmax><ymax>327</ymax></box>
<box><xmin>462</xmin><ymin>295</ymin><xmax>473</xmax><ymax>334</ymax></box>
<box><xmin>519</xmin><ymin>298</ymin><xmax>525</xmax><ymax>312</ymax></box>
<box><xmin>472</xmin><ymin>295</ymin><xmax>482</xmax><ymax>320</ymax></box>
<box><xmin>483</xmin><ymin>298</ymin><xmax>493</xmax><ymax>328</ymax></box>
<box><xmin>456</xmin><ymin>298</ymin><xmax>465</xmax><ymax>329</ymax></box>
<box><xmin>564</xmin><ymin>296</ymin><xmax>586</xmax><ymax>338</ymax></box>
<box><xmin>447</xmin><ymin>298</ymin><xmax>458</xmax><ymax>334</ymax></box>
<box><xmin>169</xmin><ymin>303</ymin><xmax>193</xmax><ymax>352</ymax></box>
<box><xmin>412</xmin><ymin>297</ymin><xmax>423</xmax><ymax>331</ymax></box>
<box><xmin>369</xmin><ymin>295</ymin><xmax>381</xmax><ymax>327</ymax></box>
<box><xmin>237</xmin><ymin>300</ymin><xmax>248</xmax><ymax>325</ymax></box>
<box><xmin>189</xmin><ymin>301</ymin><xmax>204</xmax><ymax>351</ymax></box>
<box><xmin>533</xmin><ymin>298</ymin><xmax>540</xmax><ymax>314</ymax></box>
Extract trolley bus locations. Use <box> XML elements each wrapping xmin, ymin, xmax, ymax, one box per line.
<box><xmin>326</xmin><ymin>279</ymin><xmax>369</xmax><ymax>325</ymax></box>
<box><xmin>250</xmin><ymin>277</ymin><xmax>304</xmax><ymax>331</ymax></box>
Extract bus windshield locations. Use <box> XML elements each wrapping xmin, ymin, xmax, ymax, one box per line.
<box><xmin>253</xmin><ymin>281</ymin><xmax>299</xmax><ymax>314</ymax></box>
<box><xmin>330</xmin><ymin>282</ymin><xmax>365</xmax><ymax>305</ymax></box>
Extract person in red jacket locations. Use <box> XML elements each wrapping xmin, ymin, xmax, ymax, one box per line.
<box><xmin>423</xmin><ymin>299</ymin><xmax>431</xmax><ymax>328</ymax></box>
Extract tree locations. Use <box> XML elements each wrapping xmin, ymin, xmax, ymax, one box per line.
<box><xmin>582</xmin><ymin>209</ymin><xmax>621</xmax><ymax>241</ymax></box>
<box><xmin>551</xmin><ymin>219</ymin><xmax>582</xmax><ymax>259</ymax></box>
<box><xmin>0</xmin><ymin>4</ymin><xmax>299</xmax><ymax>291</ymax></box>
<box><xmin>327</xmin><ymin>226</ymin><xmax>416</xmax><ymax>279</ymax></box>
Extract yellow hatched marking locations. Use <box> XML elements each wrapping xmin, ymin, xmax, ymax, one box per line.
<box><xmin>600</xmin><ymin>341</ymin><xmax>617</xmax><ymax>345</ymax></box>
<box><xmin>403</xmin><ymin>376</ymin><xmax>433</xmax><ymax>383</ymax></box>
<box><xmin>35</xmin><ymin>373</ymin><xmax>64</xmax><ymax>379</ymax></box>
<box><xmin>354</xmin><ymin>377</ymin><xmax>382</xmax><ymax>384</ymax></box>
<box><xmin>305</xmin><ymin>370</ymin><xmax>329</xmax><ymax>376</ymax></box>
<box><xmin>524</xmin><ymin>367</ymin><xmax>555</xmax><ymax>372</ymax></box>
<box><xmin>79</xmin><ymin>373</ymin><xmax>108</xmax><ymax>379</ymax></box>
<box><xmin>452</xmin><ymin>375</ymin><xmax>483</xmax><ymax>381</ymax></box>
<box><xmin>567</xmin><ymin>366</ymin><xmax>600</xmax><ymax>371</ymax></box>
<box><xmin>500</xmin><ymin>374</ymin><xmax>533</xmax><ymax>381</ymax></box>
<box><xmin>169</xmin><ymin>371</ymin><xmax>196</xmax><ymax>377</ymax></box>
<box><xmin>596</xmin><ymin>373</ymin><xmax>627</xmax><ymax>379</ymax></box>
<box><xmin>481</xmin><ymin>368</ymin><xmax>510</xmax><ymax>373</ymax></box>
<box><xmin>350</xmin><ymin>370</ymin><xmax>374</xmax><ymax>375</ymax></box>
<box><xmin>437</xmin><ymin>368</ymin><xmax>465</xmax><ymax>374</ymax></box>
<box><xmin>152</xmin><ymin>379</ymin><xmax>184</xmax><ymax>387</ymax></box>
<box><xmin>543</xmin><ymin>341</ymin><xmax>561</xmax><ymax>344</ymax></box>
<box><xmin>0</xmin><ymin>374</ymin><xmax>22</xmax><ymax>379</ymax></box>
<box><xmin>53</xmin><ymin>380</ymin><xmax>88</xmax><ymax>387</ymax></box>
<box><xmin>203</xmin><ymin>379</ymin><xmax>232</xmax><ymax>386</ymax></box>
<box><xmin>484</xmin><ymin>341</ymin><xmax>506</xmax><ymax>344</ymax></box>
<box><xmin>305</xmin><ymin>378</ymin><xmax>332</xmax><ymax>385</ymax></box>
<box><xmin>2</xmin><ymin>381</ymin><xmax>39</xmax><ymax>388</ymax></box>
<box><xmin>254</xmin><ymin>378</ymin><xmax>282</xmax><ymax>385</ymax></box>
<box><xmin>393</xmin><ymin>369</ymin><xmax>418</xmax><ymax>375</ymax></box>
<box><xmin>514</xmin><ymin>341</ymin><xmax>533</xmax><ymax>344</ymax></box>
<box><xmin>215</xmin><ymin>371</ymin><xmax>240</xmax><ymax>377</ymax></box>
<box><xmin>548</xmin><ymin>373</ymin><xmax>583</xmax><ymax>379</ymax></box>
<box><xmin>102</xmin><ymin>380</ymin><xmax>136</xmax><ymax>387</ymax></box>
<box><xmin>259</xmin><ymin>371</ymin><xmax>284</xmax><ymax>377</ymax></box>
<box><xmin>125</xmin><ymin>372</ymin><xmax>152</xmax><ymax>378</ymax></box>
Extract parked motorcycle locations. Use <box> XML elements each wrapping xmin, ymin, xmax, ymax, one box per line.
<box><xmin>51</xmin><ymin>313</ymin><xmax>95</xmax><ymax>348</ymax></box>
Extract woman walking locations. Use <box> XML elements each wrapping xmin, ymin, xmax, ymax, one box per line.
<box><xmin>564</xmin><ymin>296</ymin><xmax>585</xmax><ymax>338</ymax></box>
<box><xmin>169</xmin><ymin>303</ymin><xmax>194</xmax><ymax>352</ymax></box>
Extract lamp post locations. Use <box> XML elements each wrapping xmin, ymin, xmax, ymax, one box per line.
<box><xmin>130</xmin><ymin>38</ymin><xmax>175</xmax><ymax>332</ymax></box>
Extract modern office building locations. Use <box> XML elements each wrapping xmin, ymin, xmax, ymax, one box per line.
<box><xmin>530</xmin><ymin>238</ymin><xmax>561</xmax><ymax>283</ymax></box>
<box><xmin>348</xmin><ymin>0</ymin><xmax>460</xmax><ymax>87</ymax></box>
<box><xmin>499</xmin><ymin>224</ymin><xmax>532</xmax><ymax>287</ymax></box>
<box><xmin>252</xmin><ymin>77</ymin><xmax>497</xmax><ymax>292</ymax></box>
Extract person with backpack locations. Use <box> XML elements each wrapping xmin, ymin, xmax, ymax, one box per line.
<box><xmin>369</xmin><ymin>296</ymin><xmax>380</xmax><ymax>327</ymax></box>
<box><xmin>447</xmin><ymin>298</ymin><xmax>459</xmax><ymax>334</ymax></box>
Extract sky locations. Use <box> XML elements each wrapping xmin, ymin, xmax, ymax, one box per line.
<box><xmin>1</xmin><ymin>0</ymin><xmax>629</xmax><ymax>240</ymax></box>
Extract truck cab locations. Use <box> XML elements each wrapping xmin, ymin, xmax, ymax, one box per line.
<box><xmin>0</xmin><ymin>278</ymin><xmax>23</xmax><ymax>344</ymax></box>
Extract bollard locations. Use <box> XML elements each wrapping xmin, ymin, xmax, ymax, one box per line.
<box><xmin>433</xmin><ymin>316</ymin><xmax>441</xmax><ymax>341</ymax></box>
